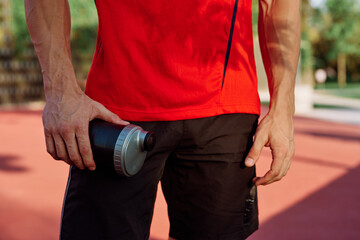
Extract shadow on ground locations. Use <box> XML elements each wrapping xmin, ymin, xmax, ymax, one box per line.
<box><xmin>296</xmin><ymin>130</ymin><xmax>360</xmax><ymax>142</ymax></box>
<box><xmin>0</xmin><ymin>154</ymin><xmax>28</xmax><ymax>172</ymax></box>
<box><xmin>294</xmin><ymin>155</ymin><xmax>353</xmax><ymax>170</ymax></box>
<box><xmin>249</xmin><ymin>165</ymin><xmax>360</xmax><ymax>240</ymax></box>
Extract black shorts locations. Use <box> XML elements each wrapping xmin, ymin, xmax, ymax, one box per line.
<box><xmin>60</xmin><ymin>113</ymin><xmax>259</xmax><ymax>240</ymax></box>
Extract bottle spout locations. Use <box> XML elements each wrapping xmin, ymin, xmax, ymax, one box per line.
<box><xmin>143</xmin><ymin>132</ymin><xmax>156</xmax><ymax>151</ymax></box>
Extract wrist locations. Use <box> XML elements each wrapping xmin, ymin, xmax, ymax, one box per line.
<box><xmin>44</xmin><ymin>75</ymin><xmax>82</xmax><ymax>101</ymax></box>
<box><xmin>265</xmin><ymin>108</ymin><xmax>295</xmax><ymax>140</ymax></box>
<box><xmin>268</xmin><ymin>101</ymin><xmax>294</xmax><ymax>118</ymax></box>
<box><xmin>268</xmin><ymin>87</ymin><xmax>295</xmax><ymax>118</ymax></box>
<box><xmin>42</xmin><ymin>61</ymin><xmax>80</xmax><ymax>101</ymax></box>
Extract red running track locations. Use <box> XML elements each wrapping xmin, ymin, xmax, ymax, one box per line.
<box><xmin>0</xmin><ymin>109</ymin><xmax>360</xmax><ymax>240</ymax></box>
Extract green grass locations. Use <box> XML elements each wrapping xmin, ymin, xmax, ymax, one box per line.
<box><xmin>313</xmin><ymin>104</ymin><xmax>355</xmax><ymax>109</ymax></box>
<box><xmin>315</xmin><ymin>83</ymin><xmax>360</xmax><ymax>99</ymax></box>
<box><xmin>315</xmin><ymin>82</ymin><xmax>360</xmax><ymax>89</ymax></box>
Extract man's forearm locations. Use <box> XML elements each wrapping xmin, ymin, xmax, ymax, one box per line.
<box><xmin>258</xmin><ymin>0</ymin><xmax>301</xmax><ymax>117</ymax></box>
<box><xmin>244</xmin><ymin>0</ymin><xmax>300</xmax><ymax>184</ymax></box>
<box><xmin>25</xmin><ymin>0</ymin><xmax>79</xmax><ymax>100</ymax></box>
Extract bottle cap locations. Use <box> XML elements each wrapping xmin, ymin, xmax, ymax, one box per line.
<box><xmin>114</xmin><ymin>125</ymin><xmax>152</xmax><ymax>176</ymax></box>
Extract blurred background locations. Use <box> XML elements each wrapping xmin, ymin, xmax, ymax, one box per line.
<box><xmin>0</xmin><ymin>0</ymin><xmax>359</xmax><ymax>239</ymax></box>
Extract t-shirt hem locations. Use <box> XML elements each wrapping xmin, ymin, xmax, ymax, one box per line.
<box><xmin>103</xmin><ymin>104</ymin><xmax>261</xmax><ymax>121</ymax></box>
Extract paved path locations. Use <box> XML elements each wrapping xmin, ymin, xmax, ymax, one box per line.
<box><xmin>259</xmin><ymin>90</ymin><xmax>360</xmax><ymax>126</ymax></box>
<box><xmin>0</xmin><ymin>109</ymin><xmax>359</xmax><ymax>239</ymax></box>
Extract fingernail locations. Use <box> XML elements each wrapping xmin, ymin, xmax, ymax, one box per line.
<box><xmin>245</xmin><ymin>158</ymin><xmax>254</xmax><ymax>166</ymax></box>
<box><xmin>89</xmin><ymin>166</ymin><xmax>96</xmax><ymax>171</ymax></box>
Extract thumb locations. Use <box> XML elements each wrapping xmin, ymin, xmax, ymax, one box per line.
<box><xmin>92</xmin><ymin>102</ymin><xmax>130</xmax><ymax>125</ymax></box>
<box><xmin>245</xmin><ymin>135</ymin><xmax>267</xmax><ymax>167</ymax></box>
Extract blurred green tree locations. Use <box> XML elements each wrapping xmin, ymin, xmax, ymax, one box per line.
<box><xmin>11</xmin><ymin>0</ymin><xmax>98</xmax><ymax>82</ymax></box>
<box><xmin>310</xmin><ymin>0</ymin><xmax>360</xmax><ymax>87</ymax></box>
<box><xmin>252</xmin><ymin>0</ymin><xmax>259</xmax><ymax>35</ymax></box>
<box><xmin>301</xmin><ymin>0</ymin><xmax>315</xmax><ymax>85</ymax></box>
<box><xmin>67</xmin><ymin>0</ymin><xmax>98</xmax><ymax>85</ymax></box>
<box><xmin>12</xmin><ymin>0</ymin><xmax>29</xmax><ymax>54</ymax></box>
<box><xmin>325</xmin><ymin>0</ymin><xmax>360</xmax><ymax>87</ymax></box>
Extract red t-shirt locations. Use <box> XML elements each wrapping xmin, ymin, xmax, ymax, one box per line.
<box><xmin>85</xmin><ymin>0</ymin><xmax>260</xmax><ymax>121</ymax></box>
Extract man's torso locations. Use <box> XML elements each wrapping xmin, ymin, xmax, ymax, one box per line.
<box><xmin>85</xmin><ymin>0</ymin><xmax>260</xmax><ymax>121</ymax></box>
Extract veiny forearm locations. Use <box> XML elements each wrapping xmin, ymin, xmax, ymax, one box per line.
<box><xmin>24</xmin><ymin>0</ymin><xmax>127</xmax><ymax>170</ymax></box>
<box><xmin>25</xmin><ymin>0</ymin><xmax>79</xmax><ymax>100</ymax></box>
<box><xmin>258</xmin><ymin>0</ymin><xmax>301</xmax><ymax>117</ymax></box>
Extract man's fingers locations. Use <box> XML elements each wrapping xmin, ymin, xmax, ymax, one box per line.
<box><xmin>245</xmin><ymin>133</ymin><xmax>268</xmax><ymax>167</ymax></box>
<box><xmin>44</xmin><ymin>131</ymin><xmax>60</xmax><ymax>160</ymax></box>
<box><xmin>75</xmin><ymin>122</ymin><xmax>96</xmax><ymax>171</ymax></box>
<box><xmin>45</xmin><ymin>132</ymin><xmax>73</xmax><ymax>165</ymax></box>
<box><xmin>92</xmin><ymin>101</ymin><xmax>129</xmax><ymax>125</ymax></box>
<box><xmin>253</xmin><ymin>167</ymin><xmax>284</xmax><ymax>186</ymax></box>
<box><xmin>52</xmin><ymin>133</ymin><xmax>74</xmax><ymax>166</ymax></box>
<box><xmin>60</xmin><ymin>128</ymin><xmax>86</xmax><ymax>170</ymax></box>
<box><xmin>42</xmin><ymin>96</ymin><xmax>129</xmax><ymax>171</ymax></box>
<box><xmin>45</xmin><ymin>122</ymin><xmax>95</xmax><ymax>170</ymax></box>
<box><xmin>253</xmin><ymin>143</ymin><xmax>291</xmax><ymax>186</ymax></box>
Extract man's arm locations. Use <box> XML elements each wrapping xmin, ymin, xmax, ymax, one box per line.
<box><xmin>245</xmin><ymin>0</ymin><xmax>301</xmax><ymax>185</ymax></box>
<box><xmin>25</xmin><ymin>0</ymin><xmax>128</xmax><ymax>170</ymax></box>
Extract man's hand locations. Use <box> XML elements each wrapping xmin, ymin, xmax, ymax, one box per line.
<box><xmin>24</xmin><ymin>0</ymin><xmax>130</xmax><ymax>170</ymax></box>
<box><xmin>247</xmin><ymin>0</ymin><xmax>300</xmax><ymax>185</ymax></box>
<box><xmin>245</xmin><ymin>113</ymin><xmax>294</xmax><ymax>186</ymax></box>
<box><xmin>42</xmin><ymin>88</ymin><xmax>129</xmax><ymax>170</ymax></box>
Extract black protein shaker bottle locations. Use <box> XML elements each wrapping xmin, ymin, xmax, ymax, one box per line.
<box><xmin>89</xmin><ymin>119</ymin><xmax>155</xmax><ymax>176</ymax></box>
